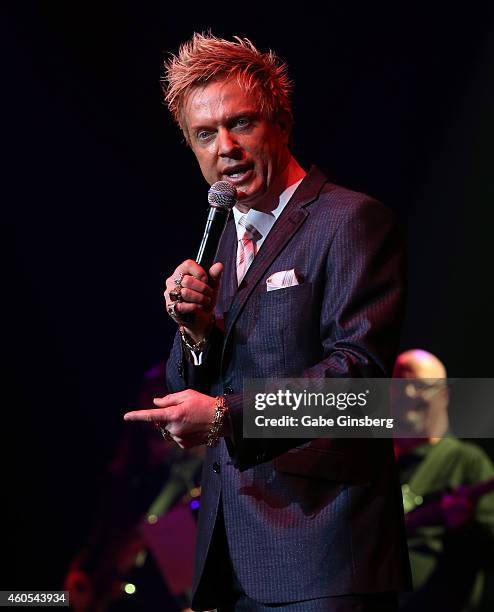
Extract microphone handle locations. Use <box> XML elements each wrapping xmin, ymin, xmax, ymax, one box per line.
<box><xmin>196</xmin><ymin>205</ymin><xmax>230</xmax><ymax>273</ymax></box>
<box><xmin>180</xmin><ymin>205</ymin><xmax>230</xmax><ymax>325</ymax></box>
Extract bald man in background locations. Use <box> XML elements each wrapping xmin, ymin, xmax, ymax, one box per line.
<box><xmin>393</xmin><ymin>349</ymin><xmax>494</xmax><ymax>612</ymax></box>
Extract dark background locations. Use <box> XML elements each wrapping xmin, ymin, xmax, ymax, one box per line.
<box><xmin>4</xmin><ymin>0</ymin><xmax>494</xmax><ymax>592</ymax></box>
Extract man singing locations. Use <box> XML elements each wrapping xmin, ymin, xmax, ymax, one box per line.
<box><xmin>125</xmin><ymin>33</ymin><xmax>410</xmax><ymax>611</ymax></box>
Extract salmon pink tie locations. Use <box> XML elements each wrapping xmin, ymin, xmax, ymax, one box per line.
<box><xmin>236</xmin><ymin>216</ymin><xmax>262</xmax><ymax>285</ymax></box>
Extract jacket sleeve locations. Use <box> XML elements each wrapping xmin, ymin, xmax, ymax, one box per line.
<box><xmin>165</xmin><ymin>322</ymin><xmax>224</xmax><ymax>395</ymax></box>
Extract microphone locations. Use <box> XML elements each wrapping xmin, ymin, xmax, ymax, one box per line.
<box><xmin>196</xmin><ymin>181</ymin><xmax>237</xmax><ymax>274</ymax></box>
<box><xmin>178</xmin><ymin>181</ymin><xmax>236</xmax><ymax>325</ymax></box>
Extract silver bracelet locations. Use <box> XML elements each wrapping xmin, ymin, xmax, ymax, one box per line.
<box><xmin>179</xmin><ymin>314</ymin><xmax>215</xmax><ymax>353</ymax></box>
<box><xmin>179</xmin><ymin>327</ymin><xmax>209</xmax><ymax>352</ymax></box>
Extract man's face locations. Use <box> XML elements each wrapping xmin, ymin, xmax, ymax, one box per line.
<box><xmin>182</xmin><ymin>79</ymin><xmax>290</xmax><ymax>205</ymax></box>
<box><xmin>391</xmin><ymin>362</ymin><xmax>448</xmax><ymax>437</ymax></box>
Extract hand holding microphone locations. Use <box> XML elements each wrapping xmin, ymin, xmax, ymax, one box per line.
<box><xmin>165</xmin><ymin>260</ymin><xmax>223</xmax><ymax>341</ymax></box>
<box><xmin>164</xmin><ymin>181</ymin><xmax>237</xmax><ymax>341</ymax></box>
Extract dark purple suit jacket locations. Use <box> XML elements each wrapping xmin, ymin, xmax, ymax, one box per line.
<box><xmin>166</xmin><ymin>166</ymin><xmax>411</xmax><ymax>608</ymax></box>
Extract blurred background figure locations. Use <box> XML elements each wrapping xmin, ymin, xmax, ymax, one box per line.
<box><xmin>392</xmin><ymin>349</ymin><xmax>494</xmax><ymax>611</ymax></box>
<box><xmin>64</xmin><ymin>363</ymin><xmax>204</xmax><ymax>612</ymax></box>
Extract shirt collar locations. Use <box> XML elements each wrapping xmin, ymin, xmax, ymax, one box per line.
<box><xmin>232</xmin><ymin>179</ymin><xmax>303</xmax><ymax>241</ymax></box>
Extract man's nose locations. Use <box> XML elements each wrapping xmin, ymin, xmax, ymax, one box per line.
<box><xmin>217</xmin><ymin>127</ymin><xmax>241</xmax><ymax>158</ymax></box>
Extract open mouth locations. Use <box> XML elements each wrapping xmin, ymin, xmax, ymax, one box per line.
<box><xmin>222</xmin><ymin>164</ymin><xmax>254</xmax><ymax>183</ymax></box>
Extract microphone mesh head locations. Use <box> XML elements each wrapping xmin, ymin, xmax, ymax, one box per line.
<box><xmin>208</xmin><ymin>181</ymin><xmax>237</xmax><ymax>209</ymax></box>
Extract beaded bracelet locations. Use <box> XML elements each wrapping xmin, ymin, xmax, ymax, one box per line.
<box><xmin>205</xmin><ymin>395</ymin><xmax>228</xmax><ymax>448</ymax></box>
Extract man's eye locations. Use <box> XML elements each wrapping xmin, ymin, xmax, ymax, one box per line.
<box><xmin>197</xmin><ymin>130</ymin><xmax>213</xmax><ymax>141</ymax></box>
<box><xmin>235</xmin><ymin>118</ymin><xmax>249</xmax><ymax>128</ymax></box>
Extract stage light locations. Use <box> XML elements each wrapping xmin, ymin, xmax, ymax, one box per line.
<box><xmin>124</xmin><ymin>583</ymin><xmax>136</xmax><ymax>595</ymax></box>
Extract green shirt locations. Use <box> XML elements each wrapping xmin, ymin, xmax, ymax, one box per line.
<box><xmin>398</xmin><ymin>437</ymin><xmax>494</xmax><ymax>611</ymax></box>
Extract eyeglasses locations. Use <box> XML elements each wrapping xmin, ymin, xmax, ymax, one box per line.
<box><xmin>403</xmin><ymin>380</ymin><xmax>447</xmax><ymax>400</ymax></box>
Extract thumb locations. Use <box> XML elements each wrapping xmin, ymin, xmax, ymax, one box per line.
<box><xmin>209</xmin><ymin>262</ymin><xmax>224</xmax><ymax>287</ymax></box>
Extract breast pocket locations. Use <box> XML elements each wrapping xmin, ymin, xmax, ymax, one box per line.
<box><xmin>258</xmin><ymin>282</ymin><xmax>313</xmax><ymax>331</ymax></box>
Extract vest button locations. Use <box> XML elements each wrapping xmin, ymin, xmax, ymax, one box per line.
<box><xmin>212</xmin><ymin>462</ymin><xmax>221</xmax><ymax>474</ymax></box>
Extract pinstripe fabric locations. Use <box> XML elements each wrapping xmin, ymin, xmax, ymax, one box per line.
<box><xmin>166</xmin><ymin>166</ymin><xmax>411</xmax><ymax>610</ymax></box>
<box><xmin>219</xmin><ymin>593</ymin><xmax>398</xmax><ymax>611</ymax></box>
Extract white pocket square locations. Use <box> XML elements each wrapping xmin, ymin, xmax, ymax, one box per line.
<box><xmin>266</xmin><ymin>269</ymin><xmax>300</xmax><ymax>292</ymax></box>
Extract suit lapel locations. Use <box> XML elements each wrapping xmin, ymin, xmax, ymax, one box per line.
<box><xmin>221</xmin><ymin>166</ymin><xmax>328</xmax><ymax>352</ymax></box>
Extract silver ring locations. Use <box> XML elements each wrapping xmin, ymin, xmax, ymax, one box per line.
<box><xmin>174</xmin><ymin>272</ymin><xmax>185</xmax><ymax>287</ymax></box>
<box><xmin>167</xmin><ymin>302</ymin><xmax>180</xmax><ymax>320</ymax></box>
<box><xmin>160</xmin><ymin>426</ymin><xmax>173</xmax><ymax>441</ymax></box>
<box><xmin>155</xmin><ymin>423</ymin><xmax>173</xmax><ymax>441</ymax></box>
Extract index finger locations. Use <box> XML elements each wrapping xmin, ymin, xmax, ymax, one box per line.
<box><xmin>176</xmin><ymin>259</ymin><xmax>208</xmax><ymax>284</ymax></box>
<box><xmin>123</xmin><ymin>408</ymin><xmax>173</xmax><ymax>424</ymax></box>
